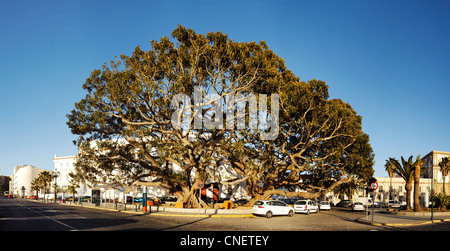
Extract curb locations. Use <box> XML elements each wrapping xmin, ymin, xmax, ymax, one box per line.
<box><xmin>40</xmin><ymin>200</ymin><xmax>254</xmax><ymax>218</ymax></box>
<box><xmin>147</xmin><ymin>213</ymin><xmax>255</xmax><ymax>218</ymax></box>
<box><xmin>356</xmin><ymin>217</ymin><xmax>450</xmax><ymax>227</ymax></box>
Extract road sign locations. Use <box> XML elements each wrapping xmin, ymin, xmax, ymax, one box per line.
<box><xmin>370</xmin><ymin>181</ymin><xmax>378</xmax><ymax>191</ymax></box>
<box><xmin>196</xmin><ymin>181</ymin><xmax>204</xmax><ymax>189</ymax></box>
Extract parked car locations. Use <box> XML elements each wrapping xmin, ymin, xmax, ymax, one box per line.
<box><xmin>336</xmin><ymin>200</ymin><xmax>352</xmax><ymax>207</ymax></box>
<box><xmin>79</xmin><ymin>196</ymin><xmax>91</xmax><ymax>202</ymax></box>
<box><xmin>352</xmin><ymin>202</ymin><xmax>365</xmax><ymax>211</ymax></box>
<box><xmin>161</xmin><ymin>196</ymin><xmax>178</xmax><ymax>203</ymax></box>
<box><xmin>29</xmin><ymin>195</ymin><xmax>37</xmax><ymax>200</ymax></box>
<box><xmin>134</xmin><ymin>197</ymin><xmax>151</xmax><ymax>203</ymax></box>
<box><xmin>388</xmin><ymin>200</ymin><xmax>402</xmax><ymax>209</ymax></box>
<box><xmin>319</xmin><ymin>201</ymin><xmax>331</xmax><ymax>211</ymax></box>
<box><xmin>252</xmin><ymin>200</ymin><xmax>295</xmax><ymax>218</ymax></box>
<box><xmin>294</xmin><ymin>200</ymin><xmax>319</xmax><ymax>215</ymax></box>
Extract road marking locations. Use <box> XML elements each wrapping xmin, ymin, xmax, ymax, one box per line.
<box><xmin>18</xmin><ymin>202</ymin><xmax>79</xmax><ymax>231</ymax></box>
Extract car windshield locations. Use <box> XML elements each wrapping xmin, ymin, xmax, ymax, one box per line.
<box><xmin>295</xmin><ymin>201</ymin><xmax>307</xmax><ymax>205</ymax></box>
<box><xmin>254</xmin><ymin>201</ymin><xmax>265</xmax><ymax>206</ymax></box>
<box><xmin>320</xmin><ymin>201</ymin><xmax>329</xmax><ymax>205</ymax></box>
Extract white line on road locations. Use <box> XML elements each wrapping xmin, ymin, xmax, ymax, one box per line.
<box><xmin>17</xmin><ymin>201</ymin><xmax>79</xmax><ymax>231</ymax></box>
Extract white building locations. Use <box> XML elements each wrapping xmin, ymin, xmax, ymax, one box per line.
<box><xmin>345</xmin><ymin>150</ymin><xmax>450</xmax><ymax>208</ymax></box>
<box><xmin>53</xmin><ymin>155</ymin><xmax>76</xmax><ymax>189</ymax></box>
<box><xmin>374</xmin><ymin>176</ymin><xmax>433</xmax><ymax>208</ymax></box>
<box><xmin>52</xmin><ymin>152</ymin><xmax>249</xmax><ymax>202</ymax></box>
<box><xmin>10</xmin><ymin>164</ymin><xmax>48</xmax><ymax>197</ymax></box>
<box><xmin>52</xmin><ymin>155</ymin><xmax>91</xmax><ymax>199</ymax></box>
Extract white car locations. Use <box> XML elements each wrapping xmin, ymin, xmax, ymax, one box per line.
<box><xmin>352</xmin><ymin>202</ymin><xmax>365</xmax><ymax>211</ymax></box>
<box><xmin>319</xmin><ymin>201</ymin><xmax>331</xmax><ymax>211</ymax></box>
<box><xmin>388</xmin><ymin>200</ymin><xmax>402</xmax><ymax>209</ymax></box>
<box><xmin>252</xmin><ymin>200</ymin><xmax>294</xmax><ymax>218</ymax></box>
<box><xmin>294</xmin><ymin>200</ymin><xmax>319</xmax><ymax>214</ymax></box>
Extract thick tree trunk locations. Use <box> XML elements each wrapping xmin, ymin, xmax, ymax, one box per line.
<box><xmin>405</xmin><ymin>182</ymin><xmax>413</xmax><ymax>210</ymax></box>
<box><xmin>173</xmin><ymin>183</ymin><xmax>209</xmax><ymax>208</ymax></box>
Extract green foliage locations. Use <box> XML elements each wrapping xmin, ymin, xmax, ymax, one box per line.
<box><xmin>433</xmin><ymin>193</ymin><xmax>450</xmax><ymax>210</ymax></box>
<box><xmin>67</xmin><ymin>25</ymin><xmax>375</xmax><ymax>204</ymax></box>
<box><xmin>389</xmin><ymin>155</ymin><xmax>427</xmax><ymax>210</ymax></box>
<box><xmin>438</xmin><ymin>157</ymin><xmax>450</xmax><ymax>194</ymax></box>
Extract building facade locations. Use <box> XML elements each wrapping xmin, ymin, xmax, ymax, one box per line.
<box><xmin>0</xmin><ymin>175</ymin><xmax>11</xmax><ymax>195</ymax></box>
<box><xmin>347</xmin><ymin>150</ymin><xmax>450</xmax><ymax>208</ymax></box>
<box><xmin>52</xmin><ymin>154</ymin><xmax>249</xmax><ymax>202</ymax></box>
<box><xmin>422</xmin><ymin>150</ymin><xmax>450</xmax><ymax>194</ymax></box>
<box><xmin>52</xmin><ymin>155</ymin><xmax>91</xmax><ymax>199</ymax></box>
<box><xmin>53</xmin><ymin>155</ymin><xmax>77</xmax><ymax>191</ymax></box>
<box><xmin>50</xmin><ymin>150</ymin><xmax>450</xmax><ymax>206</ymax></box>
<box><xmin>373</xmin><ymin>177</ymin><xmax>433</xmax><ymax>207</ymax></box>
<box><xmin>10</xmin><ymin>165</ymin><xmax>48</xmax><ymax>197</ymax></box>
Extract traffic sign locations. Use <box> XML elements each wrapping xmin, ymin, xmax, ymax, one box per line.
<box><xmin>370</xmin><ymin>181</ymin><xmax>378</xmax><ymax>190</ymax></box>
<box><xmin>196</xmin><ymin>181</ymin><xmax>204</xmax><ymax>189</ymax></box>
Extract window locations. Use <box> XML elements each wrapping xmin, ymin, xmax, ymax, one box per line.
<box><xmin>276</xmin><ymin>201</ymin><xmax>286</xmax><ymax>206</ymax></box>
<box><xmin>254</xmin><ymin>201</ymin><xmax>264</xmax><ymax>206</ymax></box>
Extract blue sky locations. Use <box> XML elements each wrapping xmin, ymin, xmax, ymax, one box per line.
<box><xmin>1</xmin><ymin>0</ymin><xmax>449</xmax><ymax>177</ymax></box>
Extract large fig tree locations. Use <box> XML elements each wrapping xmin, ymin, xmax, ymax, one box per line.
<box><xmin>67</xmin><ymin>25</ymin><xmax>374</xmax><ymax>207</ymax></box>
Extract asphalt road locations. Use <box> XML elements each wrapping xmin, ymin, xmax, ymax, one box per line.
<box><xmin>2</xmin><ymin>198</ymin><xmax>450</xmax><ymax>232</ymax></box>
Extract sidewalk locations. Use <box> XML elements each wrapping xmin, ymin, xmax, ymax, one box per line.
<box><xmin>356</xmin><ymin>212</ymin><xmax>450</xmax><ymax>226</ymax></box>
<box><xmin>60</xmin><ymin>201</ymin><xmax>254</xmax><ymax>218</ymax></box>
<box><xmin>143</xmin><ymin>209</ymin><xmax>254</xmax><ymax>218</ymax></box>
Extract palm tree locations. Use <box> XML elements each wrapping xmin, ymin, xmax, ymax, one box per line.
<box><xmin>384</xmin><ymin>157</ymin><xmax>397</xmax><ymax>200</ymax></box>
<box><xmin>67</xmin><ymin>179</ymin><xmax>80</xmax><ymax>204</ymax></box>
<box><xmin>38</xmin><ymin>171</ymin><xmax>53</xmax><ymax>202</ymax></box>
<box><xmin>392</xmin><ymin>155</ymin><xmax>427</xmax><ymax>211</ymax></box>
<box><xmin>413</xmin><ymin>155</ymin><xmax>424</xmax><ymax>212</ymax></box>
<box><xmin>439</xmin><ymin>157</ymin><xmax>450</xmax><ymax>195</ymax></box>
<box><xmin>392</xmin><ymin>156</ymin><xmax>415</xmax><ymax>210</ymax></box>
<box><xmin>30</xmin><ymin>178</ymin><xmax>42</xmax><ymax>200</ymax></box>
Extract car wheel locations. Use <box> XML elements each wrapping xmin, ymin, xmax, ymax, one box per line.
<box><xmin>288</xmin><ymin>210</ymin><xmax>294</xmax><ymax>217</ymax></box>
<box><xmin>265</xmin><ymin>211</ymin><xmax>273</xmax><ymax>218</ymax></box>
<box><xmin>306</xmin><ymin>209</ymin><xmax>310</xmax><ymax>215</ymax></box>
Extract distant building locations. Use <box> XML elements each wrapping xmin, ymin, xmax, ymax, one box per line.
<box><xmin>52</xmin><ymin>155</ymin><xmax>91</xmax><ymax>199</ymax></box>
<box><xmin>53</xmin><ymin>155</ymin><xmax>77</xmax><ymax>191</ymax></box>
<box><xmin>10</xmin><ymin>165</ymin><xmax>48</xmax><ymax>197</ymax></box>
<box><xmin>0</xmin><ymin>175</ymin><xmax>11</xmax><ymax>194</ymax></box>
<box><xmin>359</xmin><ymin>150</ymin><xmax>450</xmax><ymax>208</ymax></box>
<box><xmin>374</xmin><ymin>176</ymin><xmax>432</xmax><ymax>208</ymax></box>
<box><xmin>422</xmin><ymin>150</ymin><xmax>450</xmax><ymax>194</ymax></box>
<box><xmin>53</xmin><ymin>153</ymin><xmax>249</xmax><ymax>202</ymax></box>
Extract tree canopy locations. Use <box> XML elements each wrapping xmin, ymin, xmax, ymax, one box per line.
<box><xmin>67</xmin><ymin>25</ymin><xmax>374</xmax><ymax>206</ymax></box>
